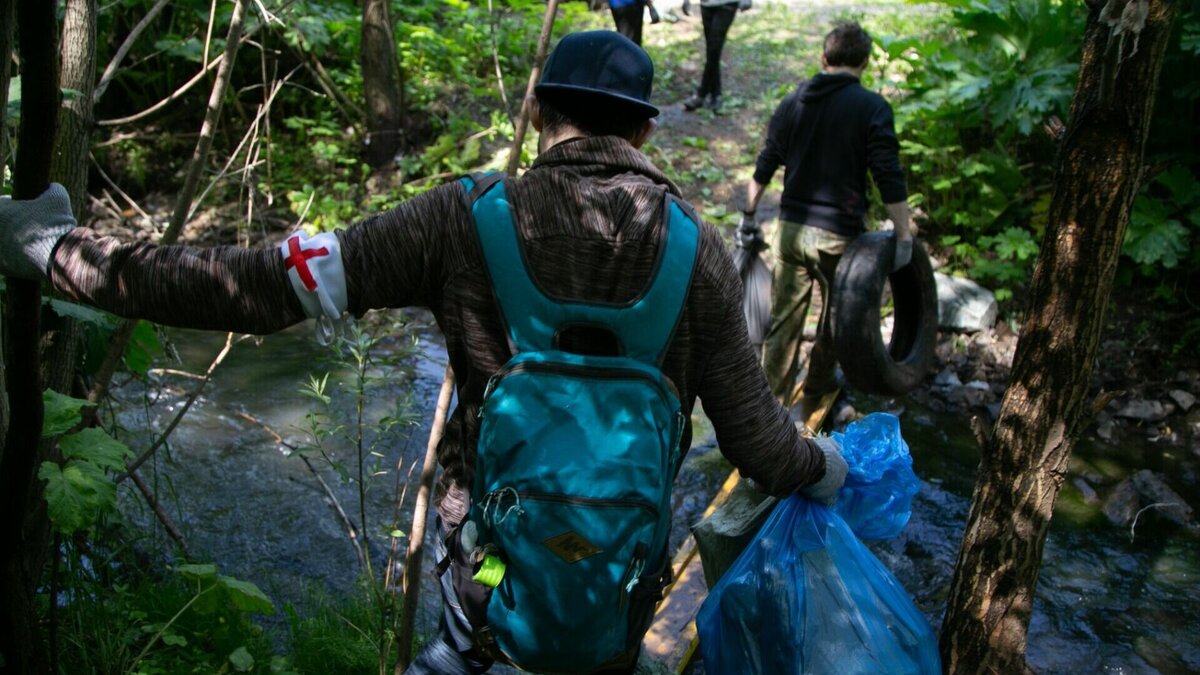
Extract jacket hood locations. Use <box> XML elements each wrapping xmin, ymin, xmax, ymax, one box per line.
<box><xmin>800</xmin><ymin>72</ymin><xmax>859</xmax><ymax>102</ymax></box>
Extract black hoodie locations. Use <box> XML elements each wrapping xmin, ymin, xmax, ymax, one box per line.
<box><xmin>752</xmin><ymin>72</ymin><xmax>906</xmax><ymax>236</ymax></box>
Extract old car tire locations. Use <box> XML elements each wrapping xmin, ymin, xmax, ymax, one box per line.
<box><xmin>831</xmin><ymin>232</ymin><xmax>937</xmax><ymax>395</ymax></box>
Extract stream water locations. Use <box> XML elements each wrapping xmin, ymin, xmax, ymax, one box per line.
<box><xmin>113</xmin><ymin>314</ymin><xmax>1199</xmax><ymax>674</ymax></box>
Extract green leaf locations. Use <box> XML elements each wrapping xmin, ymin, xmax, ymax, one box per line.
<box><xmin>175</xmin><ymin>563</ymin><xmax>218</xmax><ymax>581</ymax></box>
<box><xmin>45</xmin><ymin>299</ymin><xmax>116</xmax><ymax>327</ymax></box>
<box><xmin>1124</xmin><ymin>215</ymin><xmax>1189</xmax><ymax>268</ymax></box>
<box><xmin>125</xmin><ymin>321</ymin><xmax>162</xmax><ymax>376</ymax></box>
<box><xmin>161</xmin><ymin>633</ymin><xmax>188</xmax><ymax>647</ymax></box>
<box><xmin>229</xmin><ymin>646</ymin><xmax>255</xmax><ymax>672</ymax></box>
<box><xmin>39</xmin><ymin>460</ymin><xmax>115</xmax><ymax>533</ymax></box>
<box><xmin>58</xmin><ymin>428</ymin><xmax>133</xmax><ymax>472</ymax></box>
<box><xmin>42</xmin><ymin>389</ymin><xmax>91</xmax><ymax>436</ymax></box>
<box><xmin>218</xmin><ymin>576</ymin><xmax>275</xmax><ymax>615</ymax></box>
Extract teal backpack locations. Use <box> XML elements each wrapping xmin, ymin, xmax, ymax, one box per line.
<box><xmin>459</xmin><ymin>172</ymin><xmax>699</xmax><ymax>672</ymax></box>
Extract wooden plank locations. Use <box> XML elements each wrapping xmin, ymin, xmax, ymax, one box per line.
<box><xmin>643</xmin><ymin>387</ymin><xmax>840</xmax><ymax>672</ymax></box>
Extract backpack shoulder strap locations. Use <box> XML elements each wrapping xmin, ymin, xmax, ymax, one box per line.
<box><xmin>464</xmin><ymin>176</ymin><xmax>699</xmax><ymax>366</ymax></box>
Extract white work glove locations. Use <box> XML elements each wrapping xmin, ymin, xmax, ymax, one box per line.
<box><xmin>0</xmin><ymin>183</ymin><xmax>77</xmax><ymax>280</ymax></box>
<box><xmin>800</xmin><ymin>437</ymin><xmax>848</xmax><ymax>506</ymax></box>
<box><xmin>735</xmin><ymin>211</ymin><xmax>765</xmax><ymax>253</ymax></box>
<box><xmin>892</xmin><ymin>234</ymin><xmax>913</xmax><ymax>272</ymax></box>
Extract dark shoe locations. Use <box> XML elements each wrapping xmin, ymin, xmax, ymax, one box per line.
<box><xmin>683</xmin><ymin>94</ymin><xmax>705</xmax><ymax>111</ymax></box>
<box><xmin>706</xmin><ymin>94</ymin><xmax>722</xmax><ymax>113</ymax></box>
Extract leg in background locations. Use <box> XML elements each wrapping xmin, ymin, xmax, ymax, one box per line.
<box><xmin>762</xmin><ymin>220</ymin><xmax>814</xmax><ymax>403</ymax></box>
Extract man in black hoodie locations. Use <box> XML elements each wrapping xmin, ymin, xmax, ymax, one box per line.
<box><xmin>743</xmin><ymin>21</ymin><xmax>913</xmax><ymax>415</ymax></box>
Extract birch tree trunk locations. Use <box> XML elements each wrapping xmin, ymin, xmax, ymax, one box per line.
<box><xmin>938</xmin><ymin>1</ymin><xmax>1180</xmax><ymax>672</ymax></box>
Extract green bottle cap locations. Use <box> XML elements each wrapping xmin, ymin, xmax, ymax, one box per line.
<box><xmin>472</xmin><ymin>554</ymin><xmax>506</xmax><ymax>588</ymax></box>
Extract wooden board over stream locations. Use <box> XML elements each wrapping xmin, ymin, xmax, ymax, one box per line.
<box><xmin>642</xmin><ymin>386</ymin><xmax>840</xmax><ymax>672</ymax></box>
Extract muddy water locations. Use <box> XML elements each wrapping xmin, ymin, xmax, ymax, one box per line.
<box><xmin>114</xmin><ymin>316</ymin><xmax>1198</xmax><ymax>673</ymax></box>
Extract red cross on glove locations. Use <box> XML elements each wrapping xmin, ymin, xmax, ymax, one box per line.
<box><xmin>283</xmin><ymin>235</ymin><xmax>329</xmax><ymax>291</ymax></box>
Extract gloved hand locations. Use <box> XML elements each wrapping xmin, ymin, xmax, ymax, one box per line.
<box><xmin>0</xmin><ymin>183</ymin><xmax>77</xmax><ymax>280</ymax></box>
<box><xmin>892</xmin><ymin>235</ymin><xmax>913</xmax><ymax>272</ymax></box>
<box><xmin>738</xmin><ymin>0</ymin><xmax>752</xmax><ymax>10</ymax></box>
<box><xmin>800</xmin><ymin>437</ymin><xmax>848</xmax><ymax>506</ymax></box>
<box><xmin>681</xmin><ymin>0</ymin><xmax>691</xmax><ymax>16</ymax></box>
<box><xmin>735</xmin><ymin>211</ymin><xmax>765</xmax><ymax>252</ymax></box>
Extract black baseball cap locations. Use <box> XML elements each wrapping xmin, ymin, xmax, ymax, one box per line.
<box><xmin>535</xmin><ymin>30</ymin><xmax>659</xmax><ymax>119</ymax></box>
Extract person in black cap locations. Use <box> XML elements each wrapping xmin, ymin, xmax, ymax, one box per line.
<box><xmin>0</xmin><ymin>30</ymin><xmax>844</xmax><ymax>675</ymax></box>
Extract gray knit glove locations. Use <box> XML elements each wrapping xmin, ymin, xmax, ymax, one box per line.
<box><xmin>0</xmin><ymin>183</ymin><xmax>77</xmax><ymax>280</ymax></box>
<box><xmin>800</xmin><ymin>437</ymin><xmax>848</xmax><ymax>506</ymax></box>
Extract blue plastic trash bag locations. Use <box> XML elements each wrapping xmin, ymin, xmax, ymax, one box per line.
<box><xmin>830</xmin><ymin>412</ymin><xmax>922</xmax><ymax>540</ymax></box>
<box><xmin>696</xmin><ymin>414</ymin><xmax>939</xmax><ymax>675</ymax></box>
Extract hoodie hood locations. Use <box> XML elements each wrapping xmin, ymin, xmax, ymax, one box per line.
<box><xmin>800</xmin><ymin>72</ymin><xmax>860</xmax><ymax>102</ymax></box>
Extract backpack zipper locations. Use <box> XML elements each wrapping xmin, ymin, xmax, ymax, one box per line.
<box><xmin>481</xmin><ymin>360</ymin><xmax>679</xmax><ymax>415</ymax></box>
<box><xmin>618</xmin><ymin>542</ymin><xmax>649</xmax><ymax>610</ymax></box>
<box><xmin>517</xmin><ymin>490</ymin><xmax>659</xmax><ymax>518</ymax></box>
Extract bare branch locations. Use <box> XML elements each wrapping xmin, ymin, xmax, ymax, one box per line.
<box><xmin>116</xmin><ymin>332</ymin><xmax>243</xmax><ymax>483</ymax></box>
<box><xmin>97</xmin><ymin>52</ymin><xmax>224</xmax><ymax>127</ymax></box>
<box><xmin>233</xmin><ymin>409</ymin><xmax>367</xmax><ymax>567</ymax></box>
<box><xmin>90</xmin><ymin>152</ymin><xmax>154</xmax><ymax>226</ymax></box>
<box><xmin>129</xmin><ymin>470</ymin><xmax>191</xmax><ymax>557</ymax></box>
<box><xmin>93</xmin><ymin>0</ymin><xmax>170</xmax><ymax>103</ymax></box>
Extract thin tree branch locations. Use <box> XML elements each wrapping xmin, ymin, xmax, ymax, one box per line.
<box><xmin>90</xmin><ymin>152</ymin><xmax>154</xmax><ymax>225</ymax></box>
<box><xmin>396</xmin><ymin>367</ymin><xmax>455</xmax><ymax>670</ymax></box>
<box><xmin>506</xmin><ymin>0</ymin><xmax>559</xmax><ymax>176</ymax></box>
<box><xmin>297</xmin><ymin>454</ymin><xmax>367</xmax><ymax>568</ymax></box>
<box><xmin>232</xmin><ymin>410</ymin><xmax>367</xmax><ymax>568</ymax></box>
<box><xmin>96</xmin><ymin>52</ymin><xmax>225</xmax><ymax>127</ymax></box>
<box><xmin>163</xmin><ymin>0</ymin><xmax>247</xmax><ymax>242</ymax></box>
<box><xmin>487</xmin><ymin>0</ymin><xmax>512</xmax><ymax>124</ymax></box>
<box><xmin>186</xmin><ymin>69</ymin><xmax>293</xmax><ymax>223</ymax></box>
<box><xmin>116</xmin><ymin>332</ymin><xmax>242</xmax><ymax>484</ymax></box>
<box><xmin>129</xmin><ymin>469</ymin><xmax>191</xmax><ymax>557</ymax></box>
<box><xmin>202</xmin><ymin>0</ymin><xmax>217</xmax><ymax>67</ymax></box>
<box><xmin>93</xmin><ymin>0</ymin><xmax>170</xmax><ymax>103</ymax></box>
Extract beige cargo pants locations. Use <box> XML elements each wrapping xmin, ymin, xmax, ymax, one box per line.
<box><xmin>761</xmin><ymin>221</ymin><xmax>853</xmax><ymax>403</ymax></box>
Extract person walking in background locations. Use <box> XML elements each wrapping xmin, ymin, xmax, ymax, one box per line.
<box><xmin>609</xmin><ymin>0</ymin><xmax>653</xmax><ymax>46</ymax></box>
<box><xmin>681</xmin><ymin>0</ymin><xmax>751</xmax><ymax>113</ymax></box>
<box><xmin>743</xmin><ymin>21</ymin><xmax>913</xmax><ymax>420</ymax></box>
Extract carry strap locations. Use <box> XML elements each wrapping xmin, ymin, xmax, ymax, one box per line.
<box><xmin>460</xmin><ymin>172</ymin><xmax>699</xmax><ymax>366</ymax></box>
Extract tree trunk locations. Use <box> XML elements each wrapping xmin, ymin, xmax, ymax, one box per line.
<box><xmin>938</xmin><ymin>2</ymin><xmax>1180</xmax><ymax>673</ymax></box>
<box><xmin>361</xmin><ymin>0</ymin><xmax>402</xmax><ymax>168</ymax></box>
<box><xmin>0</xmin><ymin>0</ymin><xmax>59</xmax><ymax>671</ymax></box>
<box><xmin>42</xmin><ymin>0</ymin><xmax>95</xmax><ymax>396</ymax></box>
<box><xmin>18</xmin><ymin>4</ymin><xmax>100</xmax><ymax>669</ymax></box>
<box><xmin>0</xmin><ymin>0</ymin><xmax>12</xmax><ymax>449</ymax></box>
